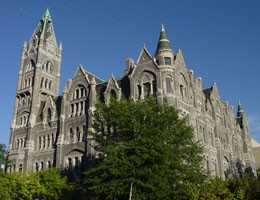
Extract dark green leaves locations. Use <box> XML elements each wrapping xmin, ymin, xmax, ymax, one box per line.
<box><xmin>85</xmin><ymin>98</ymin><xmax>205</xmax><ymax>199</ymax></box>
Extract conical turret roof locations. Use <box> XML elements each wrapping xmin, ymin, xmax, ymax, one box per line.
<box><xmin>155</xmin><ymin>24</ymin><xmax>173</xmax><ymax>53</ymax></box>
<box><xmin>237</xmin><ymin>101</ymin><xmax>245</xmax><ymax>117</ymax></box>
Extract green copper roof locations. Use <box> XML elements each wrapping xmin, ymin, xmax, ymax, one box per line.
<box><xmin>156</xmin><ymin>24</ymin><xmax>173</xmax><ymax>52</ymax></box>
<box><xmin>34</xmin><ymin>8</ymin><xmax>56</xmax><ymax>41</ymax></box>
<box><xmin>237</xmin><ymin>101</ymin><xmax>245</xmax><ymax>117</ymax></box>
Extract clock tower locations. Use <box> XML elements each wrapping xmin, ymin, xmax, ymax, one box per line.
<box><xmin>8</xmin><ymin>9</ymin><xmax>62</xmax><ymax>172</ymax></box>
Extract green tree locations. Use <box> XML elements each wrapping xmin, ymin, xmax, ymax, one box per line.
<box><xmin>0</xmin><ymin>169</ymin><xmax>70</xmax><ymax>200</ymax></box>
<box><xmin>84</xmin><ymin>98</ymin><xmax>205</xmax><ymax>199</ymax></box>
<box><xmin>0</xmin><ymin>144</ymin><xmax>6</xmax><ymax>169</ymax></box>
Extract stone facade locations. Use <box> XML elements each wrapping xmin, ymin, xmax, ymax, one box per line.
<box><xmin>7</xmin><ymin>9</ymin><xmax>255</xmax><ymax>178</ymax></box>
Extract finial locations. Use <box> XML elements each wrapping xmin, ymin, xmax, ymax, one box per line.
<box><xmin>161</xmin><ymin>23</ymin><xmax>165</xmax><ymax>32</ymax></box>
<box><xmin>91</xmin><ymin>76</ymin><xmax>96</xmax><ymax>85</ymax></box>
<box><xmin>23</xmin><ymin>41</ymin><xmax>27</xmax><ymax>48</ymax></box>
<box><xmin>59</xmin><ymin>42</ymin><xmax>62</xmax><ymax>50</ymax></box>
<box><xmin>237</xmin><ymin>100</ymin><xmax>245</xmax><ymax>117</ymax></box>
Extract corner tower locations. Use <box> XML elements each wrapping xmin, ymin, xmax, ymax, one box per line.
<box><xmin>155</xmin><ymin>24</ymin><xmax>174</xmax><ymax>67</ymax></box>
<box><xmin>8</xmin><ymin>9</ymin><xmax>62</xmax><ymax>172</ymax></box>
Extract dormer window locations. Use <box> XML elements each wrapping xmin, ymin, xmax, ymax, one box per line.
<box><xmin>164</xmin><ymin>57</ymin><xmax>171</xmax><ymax>65</ymax></box>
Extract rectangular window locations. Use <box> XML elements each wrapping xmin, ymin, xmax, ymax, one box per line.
<box><xmin>164</xmin><ymin>57</ymin><xmax>171</xmax><ymax>65</ymax></box>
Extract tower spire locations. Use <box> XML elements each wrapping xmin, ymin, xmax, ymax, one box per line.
<box><xmin>155</xmin><ymin>24</ymin><xmax>173</xmax><ymax>53</ymax></box>
<box><xmin>30</xmin><ymin>8</ymin><xmax>57</xmax><ymax>49</ymax></box>
<box><xmin>237</xmin><ymin>101</ymin><xmax>245</xmax><ymax>117</ymax></box>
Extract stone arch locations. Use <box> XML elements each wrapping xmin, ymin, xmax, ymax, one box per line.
<box><xmin>25</xmin><ymin>59</ymin><xmax>35</xmax><ymax>72</ymax></box>
<box><xmin>64</xmin><ymin>149</ymin><xmax>85</xmax><ymax>168</ymax></box>
<box><xmin>136</xmin><ymin>71</ymin><xmax>157</xmax><ymax>99</ymax></box>
<box><xmin>42</xmin><ymin>59</ymin><xmax>55</xmax><ymax>74</ymax></box>
<box><xmin>69</xmin><ymin>83</ymin><xmax>88</xmax><ymax>100</ymax></box>
<box><xmin>164</xmin><ymin>74</ymin><xmax>174</xmax><ymax>94</ymax></box>
<box><xmin>178</xmin><ymin>73</ymin><xmax>188</xmax><ymax>100</ymax></box>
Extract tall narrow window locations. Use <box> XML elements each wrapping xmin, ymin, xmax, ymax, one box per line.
<box><xmin>39</xmin><ymin>136</ymin><xmax>42</xmax><ymax>150</ymax></box>
<box><xmin>41</xmin><ymin>77</ymin><xmax>44</xmax><ymax>88</ymax></box>
<box><xmin>52</xmin><ymin>133</ymin><xmax>55</xmax><ymax>147</ymax></box>
<box><xmin>166</xmin><ymin>77</ymin><xmax>173</xmax><ymax>93</ymax></box>
<box><xmin>47</xmin><ymin>108</ymin><xmax>52</xmax><ymax>125</ymax></box>
<box><xmin>43</xmin><ymin>135</ymin><xmax>46</xmax><ymax>149</ymax></box>
<box><xmin>137</xmin><ymin>85</ymin><xmax>142</xmax><ymax>100</ymax></box>
<box><xmin>68</xmin><ymin>158</ymin><xmax>72</xmax><ymax>168</ymax></box>
<box><xmin>83</xmin><ymin>125</ymin><xmax>86</xmax><ymax>141</ymax></box>
<box><xmin>143</xmin><ymin>82</ymin><xmax>150</xmax><ymax>98</ymax></box>
<box><xmin>164</xmin><ymin>57</ymin><xmax>171</xmax><ymax>65</ymax></box>
<box><xmin>47</xmin><ymin>161</ymin><xmax>52</xmax><ymax>168</ymax></box>
<box><xmin>19</xmin><ymin>164</ymin><xmax>23</xmax><ymax>171</ymax></box>
<box><xmin>76</xmin><ymin>127</ymin><xmax>81</xmax><ymax>142</ymax></box>
<box><xmin>35</xmin><ymin>163</ymin><xmax>39</xmax><ymax>172</ymax></box>
<box><xmin>47</xmin><ymin>135</ymin><xmax>50</xmax><ymax>148</ymax></box>
<box><xmin>75</xmin><ymin>157</ymin><xmax>79</xmax><ymax>170</ymax></box>
<box><xmin>49</xmin><ymin>80</ymin><xmax>52</xmax><ymax>90</ymax></box>
<box><xmin>41</xmin><ymin>162</ymin><xmax>44</xmax><ymax>170</ymax></box>
<box><xmin>70</xmin><ymin>128</ymin><xmax>74</xmax><ymax>144</ymax></box>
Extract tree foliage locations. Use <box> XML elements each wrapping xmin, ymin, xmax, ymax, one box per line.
<box><xmin>0</xmin><ymin>143</ymin><xmax>6</xmax><ymax>169</ymax></box>
<box><xmin>0</xmin><ymin>169</ymin><xmax>70</xmax><ymax>200</ymax></box>
<box><xmin>84</xmin><ymin>98</ymin><xmax>205</xmax><ymax>199</ymax></box>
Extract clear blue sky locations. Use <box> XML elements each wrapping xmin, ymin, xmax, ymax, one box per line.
<box><xmin>1</xmin><ymin>0</ymin><xmax>260</xmax><ymax>146</ymax></box>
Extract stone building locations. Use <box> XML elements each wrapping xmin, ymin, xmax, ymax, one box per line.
<box><xmin>7</xmin><ymin>9</ymin><xmax>255</xmax><ymax>178</ymax></box>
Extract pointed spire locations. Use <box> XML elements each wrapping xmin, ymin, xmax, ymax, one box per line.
<box><xmin>59</xmin><ymin>42</ymin><xmax>62</xmax><ymax>51</ymax></box>
<box><xmin>155</xmin><ymin>24</ymin><xmax>173</xmax><ymax>53</ymax></box>
<box><xmin>91</xmin><ymin>76</ymin><xmax>96</xmax><ymax>85</ymax></box>
<box><xmin>22</xmin><ymin>41</ymin><xmax>27</xmax><ymax>54</ymax></box>
<box><xmin>237</xmin><ymin>101</ymin><xmax>245</xmax><ymax>117</ymax></box>
<box><xmin>32</xmin><ymin>8</ymin><xmax>57</xmax><ymax>46</ymax></box>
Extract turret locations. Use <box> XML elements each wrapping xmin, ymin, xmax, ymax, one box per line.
<box><xmin>237</xmin><ymin>101</ymin><xmax>245</xmax><ymax>118</ymax></box>
<box><xmin>155</xmin><ymin>24</ymin><xmax>174</xmax><ymax>67</ymax></box>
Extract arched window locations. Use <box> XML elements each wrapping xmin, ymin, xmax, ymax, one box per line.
<box><xmin>47</xmin><ymin>161</ymin><xmax>52</xmax><ymax>168</ymax></box>
<box><xmin>45</xmin><ymin>79</ymin><xmax>48</xmax><ymax>89</ymax></box>
<box><xmin>47</xmin><ymin>108</ymin><xmax>52</xmax><ymax>124</ymax></box>
<box><xmin>71</xmin><ymin>85</ymin><xmax>87</xmax><ymax>100</ymax></box>
<box><xmin>25</xmin><ymin>60</ymin><xmax>35</xmax><ymax>72</ymax></box>
<box><xmin>16</xmin><ymin>139</ymin><xmax>19</xmax><ymax>149</ymax></box>
<box><xmin>51</xmin><ymin>133</ymin><xmax>55</xmax><ymax>147</ymax></box>
<box><xmin>39</xmin><ymin>136</ymin><xmax>42</xmax><ymax>150</ymax></box>
<box><xmin>42</xmin><ymin>60</ymin><xmax>54</xmax><ymax>74</ymax></box>
<box><xmin>110</xmin><ymin>89</ymin><xmax>117</xmax><ymax>99</ymax></box>
<box><xmin>83</xmin><ymin>125</ymin><xmax>86</xmax><ymax>141</ymax></box>
<box><xmin>76</xmin><ymin>127</ymin><xmax>81</xmax><ymax>142</ymax></box>
<box><xmin>49</xmin><ymin>80</ymin><xmax>52</xmax><ymax>90</ymax></box>
<box><xmin>19</xmin><ymin>164</ymin><xmax>23</xmax><ymax>172</ymax></box>
<box><xmin>43</xmin><ymin>135</ymin><xmax>46</xmax><ymax>149</ymax></box>
<box><xmin>41</xmin><ymin>162</ymin><xmax>44</xmax><ymax>170</ymax></box>
<box><xmin>178</xmin><ymin>74</ymin><xmax>188</xmax><ymax>100</ymax></box>
<box><xmin>20</xmin><ymin>138</ymin><xmax>23</xmax><ymax>148</ymax></box>
<box><xmin>70</xmin><ymin>128</ymin><xmax>74</xmax><ymax>144</ymax></box>
<box><xmin>138</xmin><ymin>72</ymin><xmax>156</xmax><ymax>100</ymax></box>
<box><xmin>165</xmin><ymin>75</ymin><xmax>173</xmax><ymax>93</ymax></box>
<box><xmin>41</xmin><ymin>77</ymin><xmax>44</xmax><ymax>88</ymax></box>
<box><xmin>47</xmin><ymin>134</ymin><xmax>50</xmax><ymax>148</ymax></box>
<box><xmin>35</xmin><ymin>163</ymin><xmax>39</xmax><ymax>172</ymax></box>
